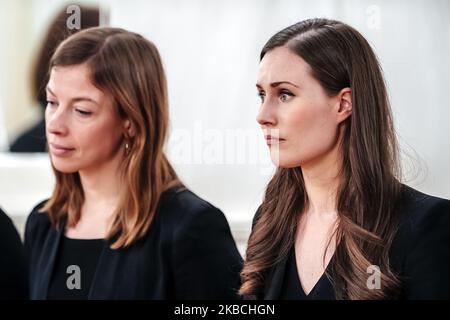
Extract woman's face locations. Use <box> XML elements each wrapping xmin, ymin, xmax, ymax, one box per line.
<box><xmin>256</xmin><ymin>46</ymin><xmax>350</xmax><ymax>168</ymax></box>
<box><xmin>45</xmin><ymin>63</ymin><xmax>126</xmax><ymax>174</ymax></box>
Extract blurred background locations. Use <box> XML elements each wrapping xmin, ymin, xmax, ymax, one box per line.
<box><xmin>0</xmin><ymin>0</ymin><xmax>449</xmax><ymax>254</ymax></box>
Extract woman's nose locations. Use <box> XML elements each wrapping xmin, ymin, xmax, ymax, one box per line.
<box><xmin>256</xmin><ymin>101</ymin><xmax>277</xmax><ymax>127</ymax></box>
<box><xmin>46</xmin><ymin>107</ymin><xmax>68</xmax><ymax>136</ymax></box>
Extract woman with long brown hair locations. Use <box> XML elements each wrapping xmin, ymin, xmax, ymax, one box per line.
<box><xmin>24</xmin><ymin>27</ymin><xmax>242</xmax><ymax>299</ymax></box>
<box><xmin>240</xmin><ymin>18</ymin><xmax>450</xmax><ymax>300</ymax></box>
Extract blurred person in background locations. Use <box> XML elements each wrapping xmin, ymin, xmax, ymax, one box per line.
<box><xmin>9</xmin><ymin>4</ymin><xmax>99</xmax><ymax>152</ymax></box>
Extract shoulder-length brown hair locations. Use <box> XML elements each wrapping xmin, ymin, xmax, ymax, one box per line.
<box><xmin>40</xmin><ymin>27</ymin><xmax>182</xmax><ymax>249</ymax></box>
<box><xmin>240</xmin><ymin>18</ymin><xmax>403</xmax><ymax>299</ymax></box>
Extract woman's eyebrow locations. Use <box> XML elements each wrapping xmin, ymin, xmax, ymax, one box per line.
<box><xmin>256</xmin><ymin>81</ymin><xmax>300</xmax><ymax>89</ymax></box>
<box><xmin>46</xmin><ymin>86</ymin><xmax>99</xmax><ymax>106</ymax></box>
<box><xmin>46</xmin><ymin>86</ymin><xmax>56</xmax><ymax>96</ymax></box>
<box><xmin>71</xmin><ymin>97</ymin><xmax>100</xmax><ymax>106</ymax></box>
<box><xmin>270</xmin><ymin>81</ymin><xmax>299</xmax><ymax>88</ymax></box>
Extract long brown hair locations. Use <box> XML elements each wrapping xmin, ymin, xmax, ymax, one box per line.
<box><xmin>240</xmin><ymin>18</ymin><xmax>403</xmax><ymax>299</ymax></box>
<box><xmin>40</xmin><ymin>27</ymin><xmax>182</xmax><ymax>249</ymax></box>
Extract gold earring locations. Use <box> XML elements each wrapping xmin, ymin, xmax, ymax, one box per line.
<box><xmin>125</xmin><ymin>142</ymin><xmax>130</xmax><ymax>153</ymax></box>
<box><xmin>343</xmin><ymin>102</ymin><xmax>351</xmax><ymax>111</ymax></box>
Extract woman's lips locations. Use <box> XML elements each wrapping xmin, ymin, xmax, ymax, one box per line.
<box><xmin>49</xmin><ymin>143</ymin><xmax>75</xmax><ymax>156</ymax></box>
<box><xmin>265</xmin><ymin>135</ymin><xmax>285</xmax><ymax>145</ymax></box>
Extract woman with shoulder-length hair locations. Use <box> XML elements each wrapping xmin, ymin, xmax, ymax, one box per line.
<box><xmin>240</xmin><ymin>18</ymin><xmax>450</xmax><ymax>300</ymax></box>
<box><xmin>24</xmin><ymin>27</ymin><xmax>242</xmax><ymax>300</ymax></box>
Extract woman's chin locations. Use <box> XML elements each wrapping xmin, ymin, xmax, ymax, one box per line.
<box><xmin>51</xmin><ymin>161</ymin><xmax>79</xmax><ymax>174</ymax></box>
<box><xmin>270</xmin><ymin>154</ymin><xmax>300</xmax><ymax>169</ymax></box>
<box><xmin>270</xmin><ymin>147</ymin><xmax>303</xmax><ymax>168</ymax></box>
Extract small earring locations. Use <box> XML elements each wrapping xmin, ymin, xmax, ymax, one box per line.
<box><xmin>125</xmin><ymin>142</ymin><xmax>130</xmax><ymax>153</ymax></box>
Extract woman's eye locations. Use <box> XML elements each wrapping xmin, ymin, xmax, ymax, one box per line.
<box><xmin>75</xmin><ymin>109</ymin><xmax>92</xmax><ymax>116</ymax></box>
<box><xmin>257</xmin><ymin>91</ymin><xmax>266</xmax><ymax>102</ymax></box>
<box><xmin>46</xmin><ymin>100</ymin><xmax>57</xmax><ymax>107</ymax></box>
<box><xmin>280</xmin><ymin>90</ymin><xmax>294</xmax><ymax>102</ymax></box>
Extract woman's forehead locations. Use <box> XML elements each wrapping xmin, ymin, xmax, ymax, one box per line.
<box><xmin>257</xmin><ymin>47</ymin><xmax>311</xmax><ymax>87</ymax></box>
<box><xmin>48</xmin><ymin>64</ymin><xmax>105</xmax><ymax>101</ymax></box>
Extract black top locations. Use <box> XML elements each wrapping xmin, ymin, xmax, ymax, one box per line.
<box><xmin>25</xmin><ymin>187</ymin><xmax>243</xmax><ymax>299</ymax></box>
<box><xmin>0</xmin><ymin>207</ymin><xmax>28</xmax><ymax>299</ymax></box>
<box><xmin>251</xmin><ymin>185</ymin><xmax>450</xmax><ymax>300</ymax></box>
<box><xmin>47</xmin><ymin>236</ymin><xmax>105</xmax><ymax>300</ymax></box>
<box><xmin>280</xmin><ymin>247</ymin><xmax>334</xmax><ymax>300</ymax></box>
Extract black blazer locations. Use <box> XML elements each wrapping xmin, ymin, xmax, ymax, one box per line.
<box><xmin>24</xmin><ymin>188</ymin><xmax>243</xmax><ymax>299</ymax></box>
<box><xmin>0</xmin><ymin>208</ymin><xmax>28</xmax><ymax>299</ymax></box>
<box><xmin>252</xmin><ymin>185</ymin><xmax>450</xmax><ymax>300</ymax></box>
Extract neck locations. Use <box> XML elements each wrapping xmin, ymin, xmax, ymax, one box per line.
<box><xmin>301</xmin><ymin>140</ymin><xmax>342</xmax><ymax>219</ymax></box>
<box><xmin>79</xmin><ymin>151</ymin><xmax>124</xmax><ymax>214</ymax></box>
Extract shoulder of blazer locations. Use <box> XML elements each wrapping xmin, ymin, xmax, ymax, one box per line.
<box><xmin>0</xmin><ymin>206</ymin><xmax>22</xmax><ymax>245</ymax></box>
<box><xmin>397</xmin><ymin>184</ymin><xmax>450</xmax><ymax>231</ymax></box>
<box><xmin>156</xmin><ymin>187</ymin><xmax>241</xmax><ymax>273</ymax></box>
<box><xmin>0</xmin><ymin>206</ymin><xmax>13</xmax><ymax>229</ymax></box>
<box><xmin>390</xmin><ymin>185</ymin><xmax>450</xmax><ymax>298</ymax></box>
<box><xmin>156</xmin><ymin>187</ymin><xmax>232</xmax><ymax>238</ymax></box>
<box><xmin>393</xmin><ymin>185</ymin><xmax>450</xmax><ymax>264</ymax></box>
<box><xmin>24</xmin><ymin>199</ymin><xmax>52</xmax><ymax>247</ymax></box>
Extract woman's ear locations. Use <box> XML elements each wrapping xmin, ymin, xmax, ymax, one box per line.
<box><xmin>123</xmin><ymin>119</ymin><xmax>136</xmax><ymax>138</ymax></box>
<box><xmin>336</xmin><ymin>87</ymin><xmax>352</xmax><ymax>123</ymax></box>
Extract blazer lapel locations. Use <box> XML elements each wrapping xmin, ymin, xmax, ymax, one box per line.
<box><xmin>264</xmin><ymin>255</ymin><xmax>288</xmax><ymax>300</ymax></box>
<box><xmin>87</xmin><ymin>241</ymin><xmax>117</xmax><ymax>299</ymax></box>
<box><xmin>33</xmin><ymin>223</ymin><xmax>63</xmax><ymax>299</ymax></box>
<box><xmin>88</xmin><ymin>233</ymin><xmax>124</xmax><ymax>299</ymax></box>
